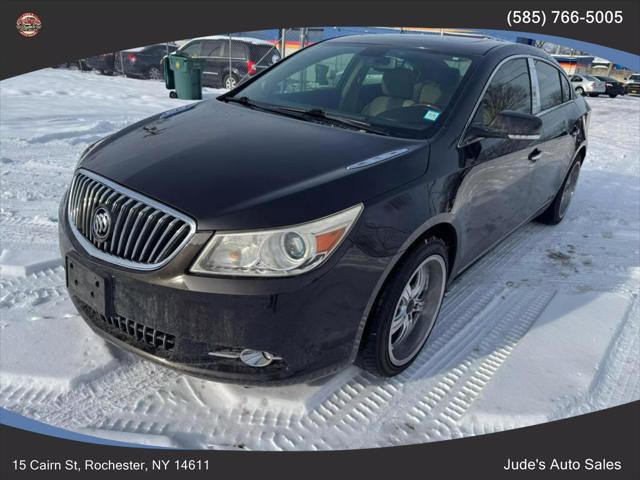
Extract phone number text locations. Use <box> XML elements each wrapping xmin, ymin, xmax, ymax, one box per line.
<box><xmin>507</xmin><ymin>10</ymin><xmax>623</xmax><ymax>27</ymax></box>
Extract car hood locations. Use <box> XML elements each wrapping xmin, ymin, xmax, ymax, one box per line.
<box><xmin>80</xmin><ymin>99</ymin><xmax>429</xmax><ymax>231</ymax></box>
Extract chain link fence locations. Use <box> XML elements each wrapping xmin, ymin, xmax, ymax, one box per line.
<box><xmin>104</xmin><ymin>29</ymin><xmax>311</xmax><ymax>88</ymax></box>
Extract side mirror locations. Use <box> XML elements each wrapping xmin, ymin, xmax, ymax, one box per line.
<box><xmin>466</xmin><ymin>110</ymin><xmax>542</xmax><ymax>142</ymax></box>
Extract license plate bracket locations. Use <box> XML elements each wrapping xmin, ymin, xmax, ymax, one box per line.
<box><xmin>66</xmin><ymin>256</ymin><xmax>110</xmax><ymax>317</ymax></box>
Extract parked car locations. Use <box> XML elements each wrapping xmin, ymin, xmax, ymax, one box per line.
<box><xmin>60</xmin><ymin>34</ymin><xmax>589</xmax><ymax>384</ymax></box>
<box><xmin>592</xmin><ymin>75</ymin><xmax>625</xmax><ymax>97</ymax></box>
<box><xmin>624</xmin><ymin>73</ymin><xmax>640</xmax><ymax>95</ymax></box>
<box><xmin>53</xmin><ymin>60</ymin><xmax>91</xmax><ymax>71</ymax></box>
<box><xmin>570</xmin><ymin>74</ymin><xmax>606</xmax><ymax>96</ymax></box>
<box><xmin>85</xmin><ymin>53</ymin><xmax>117</xmax><ymax>75</ymax></box>
<box><xmin>173</xmin><ymin>36</ymin><xmax>281</xmax><ymax>89</ymax></box>
<box><xmin>116</xmin><ymin>44</ymin><xmax>177</xmax><ymax>79</ymax></box>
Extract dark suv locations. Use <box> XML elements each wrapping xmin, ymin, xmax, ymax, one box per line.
<box><xmin>174</xmin><ymin>36</ymin><xmax>281</xmax><ymax>88</ymax></box>
<box><xmin>116</xmin><ymin>44</ymin><xmax>177</xmax><ymax>80</ymax></box>
<box><xmin>60</xmin><ymin>35</ymin><xmax>589</xmax><ymax>384</ymax></box>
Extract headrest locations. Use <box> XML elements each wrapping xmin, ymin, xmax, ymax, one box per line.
<box><xmin>419</xmin><ymin>64</ymin><xmax>461</xmax><ymax>104</ymax></box>
<box><xmin>381</xmin><ymin>69</ymin><xmax>415</xmax><ymax>99</ymax></box>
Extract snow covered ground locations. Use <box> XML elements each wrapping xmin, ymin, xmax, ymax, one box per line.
<box><xmin>1</xmin><ymin>68</ymin><xmax>638</xmax><ymax>450</ymax></box>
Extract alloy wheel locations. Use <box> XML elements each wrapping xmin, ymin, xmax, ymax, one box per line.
<box><xmin>148</xmin><ymin>67</ymin><xmax>162</xmax><ymax>80</ymax></box>
<box><xmin>388</xmin><ymin>254</ymin><xmax>447</xmax><ymax>366</ymax></box>
<box><xmin>225</xmin><ymin>76</ymin><xmax>237</xmax><ymax>89</ymax></box>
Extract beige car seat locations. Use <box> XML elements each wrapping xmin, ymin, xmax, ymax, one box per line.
<box><xmin>415</xmin><ymin>64</ymin><xmax>461</xmax><ymax>107</ymax></box>
<box><xmin>361</xmin><ymin>69</ymin><xmax>416</xmax><ymax>117</ymax></box>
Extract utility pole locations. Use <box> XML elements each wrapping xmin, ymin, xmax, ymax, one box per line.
<box><xmin>280</xmin><ymin>28</ymin><xmax>286</xmax><ymax>57</ymax></box>
<box><xmin>228</xmin><ymin>34</ymin><xmax>232</xmax><ymax>87</ymax></box>
<box><xmin>298</xmin><ymin>27</ymin><xmax>307</xmax><ymax>49</ymax></box>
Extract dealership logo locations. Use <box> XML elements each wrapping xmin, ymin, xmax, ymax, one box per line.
<box><xmin>91</xmin><ymin>206</ymin><xmax>113</xmax><ymax>242</ymax></box>
<box><xmin>16</xmin><ymin>12</ymin><xmax>42</xmax><ymax>38</ymax></box>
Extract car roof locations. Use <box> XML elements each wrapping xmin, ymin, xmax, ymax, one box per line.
<box><xmin>323</xmin><ymin>33</ymin><xmax>516</xmax><ymax>56</ymax></box>
<box><xmin>188</xmin><ymin>35</ymin><xmax>273</xmax><ymax>46</ymax></box>
<box><xmin>123</xmin><ymin>44</ymin><xmax>177</xmax><ymax>52</ymax></box>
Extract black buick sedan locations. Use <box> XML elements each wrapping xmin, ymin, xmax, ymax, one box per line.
<box><xmin>59</xmin><ymin>34</ymin><xmax>589</xmax><ymax>384</ymax></box>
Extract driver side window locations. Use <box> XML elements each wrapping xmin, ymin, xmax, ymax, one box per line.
<box><xmin>472</xmin><ymin>58</ymin><xmax>532</xmax><ymax>127</ymax></box>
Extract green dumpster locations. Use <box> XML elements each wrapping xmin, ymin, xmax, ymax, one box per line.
<box><xmin>166</xmin><ymin>53</ymin><xmax>204</xmax><ymax>100</ymax></box>
<box><xmin>163</xmin><ymin>56</ymin><xmax>175</xmax><ymax>90</ymax></box>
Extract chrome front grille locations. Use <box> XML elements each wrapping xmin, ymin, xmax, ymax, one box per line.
<box><xmin>67</xmin><ymin>170</ymin><xmax>196</xmax><ymax>270</ymax></box>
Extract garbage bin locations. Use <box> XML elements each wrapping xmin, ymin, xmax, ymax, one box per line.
<box><xmin>162</xmin><ymin>56</ymin><xmax>174</xmax><ymax>90</ymax></box>
<box><xmin>166</xmin><ymin>53</ymin><xmax>203</xmax><ymax>100</ymax></box>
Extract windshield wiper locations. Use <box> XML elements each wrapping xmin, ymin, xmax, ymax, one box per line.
<box><xmin>275</xmin><ymin>106</ymin><xmax>392</xmax><ymax>136</ymax></box>
<box><xmin>222</xmin><ymin>96</ymin><xmax>257</xmax><ymax>107</ymax></box>
<box><xmin>222</xmin><ymin>96</ymin><xmax>307</xmax><ymax>118</ymax></box>
<box><xmin>222</xmin><ymin>97</ymin><xmax>391</xmax><ymax>136</ymax></box>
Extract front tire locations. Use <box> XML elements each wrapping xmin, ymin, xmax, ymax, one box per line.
<box><xmin>223</xmin><ymin>74</ymin><xmax>239</xmax><ymax>89</ymax></box>
<box><xmin>575</xmin><ymin>87</ymin><xmax>584</xmax><ymax>96</ymax></box>
<box><xmin>357</xmin><ymin>238</ymin><xmax>448</xmax><ymax>377</ymax></box>
<box><xmin>609</xmin><ymin>94</ymin><xmax>618</xmax><ymax>98</ymax></box>
<box><xmin>536</xmin><ymin>160</ymin><xmax>582</xmax><ymax>225</ymax></box>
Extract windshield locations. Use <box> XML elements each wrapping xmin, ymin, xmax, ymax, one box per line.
<box><xmin>225</xmin><ymin>42</ymin><xmax>475</xmax><ymax>138</ymax></box>
<box><xmin>630</xmin><ymin>74</ymin><xmax>640</xmax><ymax>82</ymax></box>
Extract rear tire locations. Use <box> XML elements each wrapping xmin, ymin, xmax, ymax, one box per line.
<box><xmin>609</xmin><ymin>94</ymin><xmax>617</xmax><ymax>98</ymax></box>
<box><xmin>147</xmin><ymin>66</ymin><xmax>162</xmax><ymax>80</ymax></box>
<box><xmin>356</xmin><ymin>238</ymin><xmax>448</xmax><ymax>377</ymax></box>
<box><xmin>536</xmin><ymin>160</ymin><xmax>582</xmax><ymax>225</ymax></box>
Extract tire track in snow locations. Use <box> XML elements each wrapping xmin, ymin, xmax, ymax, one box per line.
<box><xmin>6</xmin><ymin>360</ymin><xmax>179</xmax><ymax>431</ymax></box>
<box><xmin>372</xmin><ymin>286</ymin><xmax>555</xmax><ymax>446</ymax></box>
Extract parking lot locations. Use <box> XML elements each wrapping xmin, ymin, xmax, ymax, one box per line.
<box><xmin>0</xmin><ymin>68</ymin><xmax>638</xmax><ymax>449</ymax></box>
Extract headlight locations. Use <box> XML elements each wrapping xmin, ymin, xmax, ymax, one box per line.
<box><xmin>190</xmin><ymin>204</ymin><xmax>363</xmax><ymax>277</ymax></box>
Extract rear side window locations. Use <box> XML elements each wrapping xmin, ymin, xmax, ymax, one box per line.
<box><xmin>560</xmin><ymin>73</ymin><xmax>572</xmax><ymax>102</ymax></box>
<box><xmin>180</xmin><ymin>41</ymin><xmax>201</xmax><ymax>57</ymax></box>
<box><xmin>535</xmin><ymin>61</ymin><xmax>563</xmax><ymax>111</ymax></box>
<box><xmin>472</xmin><ymin>58</ymin><xmax>532</xmax><ymax>127</ymax></box>
<box><xmin>201</xmin><ymin>40</ymin><xmax>224</xmax><ymax>57</ymax></box>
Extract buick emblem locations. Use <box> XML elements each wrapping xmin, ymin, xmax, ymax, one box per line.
<box><xmin>91</xmin><ymin>206</ymin><xmax>112</xmax><ymax>242</ymax></box>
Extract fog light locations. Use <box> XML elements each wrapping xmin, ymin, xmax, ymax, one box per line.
<box><xmin>239</xmin><ymin>349</ymin><xmax>277</xmax><ymax>368</ymax></box>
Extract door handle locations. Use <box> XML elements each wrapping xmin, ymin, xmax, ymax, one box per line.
<box><xmin>528</xmin><ymin>149</ymin><xmax>543</xmax><ymax>163</ymax></box>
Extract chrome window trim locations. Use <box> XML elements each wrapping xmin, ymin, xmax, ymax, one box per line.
<box><xmin>531</xmin><ymin>57</ymin><xmax>576</xmax><ymax>115</ymax></box>
<box><xmin>67</xmin><ymin>169</ymin><xmax>197</xmax><ymax>271</ymax></box>
<box><xmin>527</xmin><ymin>57</ymin><xmax>541</xmax><ymax>113</ymax></box>
<box><xmin>458</xmin><ymin>54</ymin><xmax>575</xmax><ymax>148</ymax></box>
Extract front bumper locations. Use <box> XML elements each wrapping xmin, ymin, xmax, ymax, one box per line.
<box><xmin>59</xmin><ymin>194</ymin><xmax>387</xmax><ymax>385</ymax></box>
